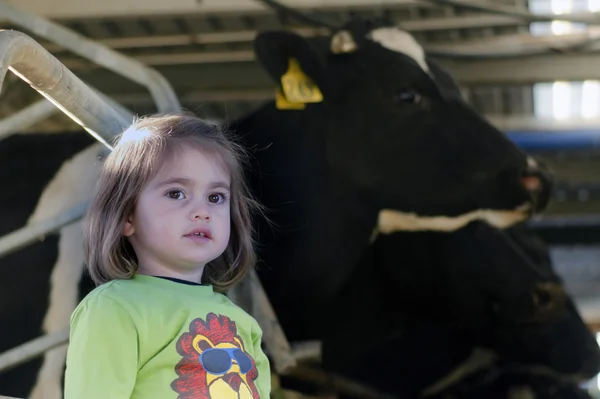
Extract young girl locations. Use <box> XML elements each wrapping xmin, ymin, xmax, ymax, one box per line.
<box><xmin>64</xmin><ymin>112</ymin><xmax>271</xmax><ymax>399</ymax></box>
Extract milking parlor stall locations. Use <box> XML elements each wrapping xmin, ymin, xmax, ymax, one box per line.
<box><xmin>3</xmin><ymin>0</ymin><xmax>600</xmax><ymax>398</ymax></box>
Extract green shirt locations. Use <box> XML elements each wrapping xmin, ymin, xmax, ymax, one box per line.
<box><xmin>64</xmin><ymin>274</ymin><xmax>271</xmax><ymax>399</ymax></box>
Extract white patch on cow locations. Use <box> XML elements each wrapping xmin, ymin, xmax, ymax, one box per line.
<box><xmin>331</xmin><ymin>30</ymin><xmax>358</xmax><ymax>54</ymax></box>
<box><xmin>527</xmin><ymin>156</ymin><xmax>538</xmax><ymax>169</ymax></box>
<box><xmin>367</xmin><ymin>27</ymin><xmax>429</xmax><ymax>72</ymax></box>
<box><xmin>421</xmin><ymin>347</ymin><xmax>497</xmax><ymax>396</ymax></box>
<box><xmin>377</xmin><ymin>204</ymin><xmax>530</xmax><ymax>233</ymax></box>
<box><xmin>28</xmin><ymin>143</ymin><xmax>104</xmax><ymax>399</ymax></box>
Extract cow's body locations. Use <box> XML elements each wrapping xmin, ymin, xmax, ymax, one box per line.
<box><xmin>322</xmin><ymin>222</ymin><xmax>600</xmax><ymax>397</ymax></box>
<box><xmin>0</xmin><ymin>19</ymin><xmax>594</xmax><ymax>399</ymax></box>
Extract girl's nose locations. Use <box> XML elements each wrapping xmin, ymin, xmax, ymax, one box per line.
<box><xmin>191</xmin><ymin>205</ymin><xmax>211</xmax><ymax>221</ymax></box>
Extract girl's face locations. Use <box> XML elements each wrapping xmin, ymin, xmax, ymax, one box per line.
<box><xmin>123</xmin><ymin>147</ymin><xmax>231</xmax><ymax>282</ymax></box>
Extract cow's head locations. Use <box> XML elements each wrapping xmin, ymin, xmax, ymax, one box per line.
<box><xmin>253</xmin><ymin>19</ymin><xmax>552</xmax><ymax>232</ymax></box>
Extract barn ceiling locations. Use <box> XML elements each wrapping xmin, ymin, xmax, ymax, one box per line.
<box><xmin>2</xmin><ymin>0</ymin><xmax>600</xmax><ymax>213</ymax></box>
<box><xmin>2</xmin><ymin>0</ymin><xmax>596</xmax><ymax>126</ymax></box>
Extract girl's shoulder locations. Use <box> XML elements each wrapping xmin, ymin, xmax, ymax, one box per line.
<box><xmin>214</xmin><ymin>292</ymin><xmax>263</xmax><ymax>331</ymax></box>
<box><xmin>73</xmin><ymin>279</ymin><xmax>132</xmax><ymax>313</ymax></box>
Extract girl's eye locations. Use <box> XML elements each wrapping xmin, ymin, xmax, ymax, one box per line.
<box><xmin>166</xmin><ymin>189</ymin><xmax>185</xmax><ymax>200</ymax></box>
<box><xmin>208</xmin><ymin>193</ymin><xmax>227</xmax><ymax>204</ymax></box>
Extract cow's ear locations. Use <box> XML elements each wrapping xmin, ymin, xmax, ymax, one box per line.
<box><xmin>254</xmin><ymin>31</ymin><xmax>325</xmax><ymax>109</ymax></box>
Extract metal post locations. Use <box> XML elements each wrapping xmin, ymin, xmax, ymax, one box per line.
<box><xmin>0</xmin><ymin>30</ymin><xmax>132</xmax><ymax>146</ymax></box>
<box><xmin>0</xmin><ymin>82</ymin><xmax>132</xmax><ymax>142</ymax></box>
<box><xmin>0</xmin><ymin>99</ymin><xmax>57</xmax><ymax>141</ymax></box>
<box><xmin>0</xmin><ymin>0</ymin><xmax>180</xmax><ymax>113</ymax></box>
<box><xmin>0</xmin><ymin>202</ymin><xmax>88</xmax><ymax>260</ymax></box>
<box><xmin>0</xmin><ymin>329</ymin><xmax>69</xmax><ymax>373</ymax></box>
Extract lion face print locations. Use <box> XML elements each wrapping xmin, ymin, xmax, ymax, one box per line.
<box><xmin>171</xmin><ymin>313</ymin><xmax>261</xmax><ymax>399</ymax></box>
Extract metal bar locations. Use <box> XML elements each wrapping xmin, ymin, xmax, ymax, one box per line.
<box><xmin>290</xmin><ymin>340</ymin><xmax>321</xmax><ymax>362</ymax></box>
<box><xmin>0</xmin><ymin>202</ymin><xmax>88</xmax><ymax>259</ymax></box>
<box><xmin>42</xmin><ymin>27</ymin><xmax>328</xmax><ymax>52</ymax></box>
<box><xmin>0</xmin><ymin>0</ymin><xmax>180</xmax><ymax>113</ymax></box>
<box><xmin>0</xmin><ymin>0</ymin><xmax>426</xmax><ymax>20</ymax></box>
<box><xmin>34</xmin><ymin>15</ymin><xmax>530</xmax><ymax>55</ymax></box>
<box><xmin>0</xmin><ymin>30</ymin><xmax>131</xmax><ymax>146</ymax></box>
<box><xmin>0</xmin><ymin>78</ymin><xmax>133</xmax><ymax>142</ymax></box>
<box><xmin>229</xmin><ymin>269</ymin><xmax>297</xmax><ymax>374</ymax></box>
<box><xmin>0</xmin><ymin>99</ymin><xmax>57</xmax><ymax>141</ymax></box>
<box><xmin>248</xmin><ymin>269</ymin><xmax>296</xmax><ymax>374</ymax></box>
<box><xmin>0</xmin><ymin>329</ymin><xmax>69</xmax><ymax>373</ymax></box>
<box><xmin>288</xmin><ymin>365</ymin><xmax>399</xmax><ymax>399</ymax></box>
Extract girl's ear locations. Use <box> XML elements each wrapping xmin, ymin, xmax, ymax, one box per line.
<box><xmin>123</xmin><ymin>215</ymin><xmax>135</xmax><ymax>237</ymax></box>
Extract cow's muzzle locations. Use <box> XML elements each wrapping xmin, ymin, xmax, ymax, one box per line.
<box><xmin>519</xmin><ymin>157</ymin><xmax>554</xmax><ymax>214</ymax></box>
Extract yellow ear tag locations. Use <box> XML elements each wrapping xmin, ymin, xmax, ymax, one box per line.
<box><xmin>275</xmin><ymin>88</ymin><xmax>306</xmax><ymax>110</ymax></box>
<box><xmin>280</xmin><ymin>58</ymin><xmax>323</xmax><ymax>104</ymax></box>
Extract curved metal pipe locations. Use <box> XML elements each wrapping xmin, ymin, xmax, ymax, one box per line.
<box><xmin>0</xmin><ymin>30</ymin><xmax>132</xmax><ymax>147</ymax></box>
<box><xmin>0</xmin><ymin>0</ymin><xmax>180</xmax><ymax>113</ymax></box>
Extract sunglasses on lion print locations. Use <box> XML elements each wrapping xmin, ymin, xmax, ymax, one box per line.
<box><xmin>199</xmin><ymin>347</ymin><xmax>252</xmax><ymax>375</ymax></box>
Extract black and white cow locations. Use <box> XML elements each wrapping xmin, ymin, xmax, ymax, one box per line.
<box><xmin>233</xmin><ymin>19</ymin><xmax>556</xmax><ymax>341</ymax></box>
<box><xmin>0</xmin><ymin>18</ymin><xmax>567</xmax><ymax>398</ymax></box>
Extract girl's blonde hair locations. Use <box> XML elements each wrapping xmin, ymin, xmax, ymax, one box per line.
<box><xmin>83</xmin><ymin>112</ymin><xmax>261</xmax><ymax>291</ymax></box>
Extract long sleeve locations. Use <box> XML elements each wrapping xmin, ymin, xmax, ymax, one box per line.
<box><xmin>64</xmin><ymin>293</ymin><xmax>139</xmax><ymax>399</ymax></box>
<box><xmin>250</xmin><ymin>320</ymin><xmax>272</xmax><ymax>398</ymax></box>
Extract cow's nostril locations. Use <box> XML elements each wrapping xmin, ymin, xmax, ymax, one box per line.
<box><xmin>532</xmin><ymin>287</ymin><xmax>553</xmax><ymax>309</ymax></box>
<box><xmin>520</xmin><ymin>175</ymin><xmax>542</xmax><ymax>192</ymax></box>
<box><xmin>532</xmin><ymin>283</ymin><xmax>566</xmax><ymax>315</ymax></box>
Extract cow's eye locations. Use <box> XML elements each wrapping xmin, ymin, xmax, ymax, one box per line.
<box><xmin>394</xmin><ymin>89</ymin><xmax>422</xmax><ymax>105</ymax></box>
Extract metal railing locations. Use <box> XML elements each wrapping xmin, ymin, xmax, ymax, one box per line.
<box><xmin>0</xmin><ymin>0</ymin><xmax>181</xmax><ymax>142</ymax></box>
<box><xmin>0</xmin><ymin>0</ymin><xmax>180</xmax><ymax>114</ymax></box>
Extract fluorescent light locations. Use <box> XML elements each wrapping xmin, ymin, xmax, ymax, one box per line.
<box><xmin>551</xmin><ymin>0</ymin><xmax>572</xmax><ymax>14</ymax></box>
<box><xmin>552</xmin><ymin>81</ymin><xmax>572</xmax><ymax>120</ymax></box>
<box><xmin>550</xmin><ymin>20</ymin><xmax>575</xmax><ymax>34</ymax></box>
<box><xmin>582</xmin><ymin>80</ymin><xmax>600</xmax><ymax>119</ymax></box>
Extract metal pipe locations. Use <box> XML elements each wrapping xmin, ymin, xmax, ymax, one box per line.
<box><xmin>0</xmin><ymin>79</ymin><xmax>132</xmax><ymax>142</ymax></box>
<box><xmin>0</xmin><ymin>96</ymin><xmax>127</xmax><ymax>142</ymax></box>
<box><xmin>0</xmin><ymin>329</ymin><xmax>69</xmax><ymax>373</ymax></box>
<box><xmin>0</xmin><ymin>0</ymin><xmax>180</xmax><ymax>113</ymax></box>
<box><xmin>0</xmin><ymin>30</ymin><xmax>132</xmax><ymax>146</ymax></box>
<box><xmin>0</xmin><ymin>99</ymin><xmax>57</xmax><ymax>141</ymax></box>
<box><xmin>0</xmin><ymin>202</ymin><xmax>88</xmax><ymax>260</ymax></box>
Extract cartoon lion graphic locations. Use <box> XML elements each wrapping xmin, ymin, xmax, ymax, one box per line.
<box><xmin>171</xmin><ymin>313</ymin><xmax>261</xmax><ymax>399</ymax></box>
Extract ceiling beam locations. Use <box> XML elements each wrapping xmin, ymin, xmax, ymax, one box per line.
<box><xmin>39</xmin><ymin>14</ymin><xmax>531</xmax><ymax>54</ymax></box>
<box><xmin>5</xmin><ymin>0</ymin><xmax>425</xmax><ymax>20</ymax></box>
<box><xmin>57</xmin><ymin>50</ymin><xmax>600</xmax><ymax>84</ymax></box>
<box><xmin>441</xmin><ymin>53</ymin><xmax>600</xmax><ymax>83</ymax></box>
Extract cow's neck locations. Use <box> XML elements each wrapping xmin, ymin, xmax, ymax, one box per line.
<box><xmin>235</xmin><ymin>104</ymin><xmax>380</xmax><ymax>339</ymax></box>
